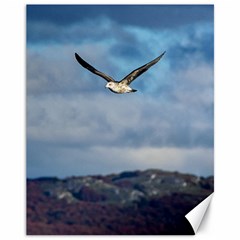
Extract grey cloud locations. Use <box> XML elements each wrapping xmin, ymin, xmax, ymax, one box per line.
<box><xmin>27</xmin><ymin>86</ymin><xmax>213</xmax><ymax>150</ymax></box>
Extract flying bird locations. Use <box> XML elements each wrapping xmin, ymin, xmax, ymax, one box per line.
<box><xmin>74</xmin><ymin>51</ymin><xmax>166</xmax><ymax>94</ymax></box>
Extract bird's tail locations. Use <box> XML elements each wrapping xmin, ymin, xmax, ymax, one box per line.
<box><xmin>131</xmin><ymin>89</ymin><xmax>137</xmax><ymax>92</ymax></box>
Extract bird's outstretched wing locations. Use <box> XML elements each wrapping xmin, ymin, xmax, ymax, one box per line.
<box><xmin>75</xmin><ymin>53</ymin><xmax>115</xmax><ymax>82</ymax></box>
<box><xmin>120</xmin><ymin>51</ymin><xmax>166</xmax><ymax>85</ymax></box>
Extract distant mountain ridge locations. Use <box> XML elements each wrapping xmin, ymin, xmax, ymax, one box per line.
<box><xmin>27</xmin><ymin>169</ymin><xmax>213</xmax><ymax>235</ymax></box>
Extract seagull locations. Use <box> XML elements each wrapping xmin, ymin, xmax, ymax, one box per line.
<box><xmin>74</xmin><ymin>51</ymin><xmax>166</xmax><ymax>94</ymax></box>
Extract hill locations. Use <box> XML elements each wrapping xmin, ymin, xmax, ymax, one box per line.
<box><xmin>27</xmin><ymin>169</ymin><xmax>213</xmax><ymax>235</ymax></box>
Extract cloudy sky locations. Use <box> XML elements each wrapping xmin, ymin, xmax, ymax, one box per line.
<box><xmin>27</xmin><ymin>5</ymin><xmax>214</xmax><ymax>178</ymax></box>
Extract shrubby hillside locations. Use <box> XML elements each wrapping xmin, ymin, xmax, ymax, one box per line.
<box><xmin>27</xmin><ymin>169</ymin><xmax>213</xmax><ymax>235</ymax></box>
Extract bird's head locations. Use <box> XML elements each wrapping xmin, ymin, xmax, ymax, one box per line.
<box><xmin>105</xmin><ymin>82</ymin><xmax>114</xmax><ymax>89</ymax></box>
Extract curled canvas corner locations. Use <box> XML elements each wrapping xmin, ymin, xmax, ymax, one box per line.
<box><xmin>185</xmin><ymin>193</ymin><xmax>213</xmax><ymax>234</ymax></box>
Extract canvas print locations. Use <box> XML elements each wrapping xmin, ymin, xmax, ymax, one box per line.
<box><xmin>27</xmin><ymin>5</ymin><xmax>214</xmax><ymax>235</ymax></box>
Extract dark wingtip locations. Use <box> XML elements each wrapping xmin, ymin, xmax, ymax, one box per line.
<box><xmin>158</xmin><ymin>51</ymin><xmax>166</xmax><ymax>60</ymax></box>
<box><xmin>75</xmin><ymin>52</ymin><xmax>83</xmax><ymax>64</ymax></box>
